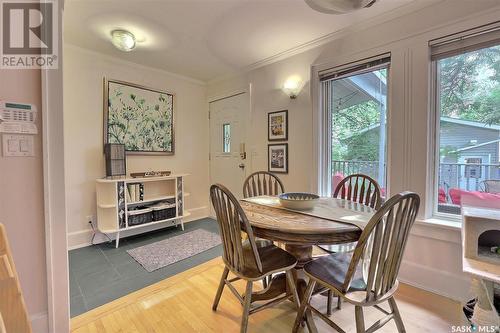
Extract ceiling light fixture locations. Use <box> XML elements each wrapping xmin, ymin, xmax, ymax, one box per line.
<box><xmin>111</xmin><ymin>29</ymin><xmax>136</xmax><ymax>52</ymax></box>
<box><xmin>305</xmin><ymin>0</ymin><xmax>376</xmax><ymax>14</ymax></box>
<box><xmin>282</xmin><ymin>76</ymin><xmax>303</xmax><ymax>99</ymax></box>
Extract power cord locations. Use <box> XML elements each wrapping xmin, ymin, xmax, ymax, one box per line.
<box><xmin>88</xmin><ymin>220</ymin><xmax>112</xmax><ymax>245</ymax></box>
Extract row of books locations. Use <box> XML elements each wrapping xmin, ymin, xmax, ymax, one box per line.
<box><xmin>126</xmin><ymin>183</ymin><xmax>144</xmax><ymax>203</ymax></box>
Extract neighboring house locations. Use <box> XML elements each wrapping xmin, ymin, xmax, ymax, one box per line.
<box><xmin>342</xmin><ymin>117</ymin><xmax>500</xmax><ymax>191</ymax></box>
<box><xmin>439</xmin><ymin>117</ymin><xmax>500</xmax><ymax>190</ymax></box>
<box><xmin>334</xmin><ymin>71</ymin><xmax>499</xmax><ymax>192</ymax></box>
<box><xmin>440</xmin><ymin>117</ymin><xmax>500</xmax><ymax>164</ymax></box>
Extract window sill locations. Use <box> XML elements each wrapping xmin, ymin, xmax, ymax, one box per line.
<box><xmin>410</xmin><ymin>216</ymin><xmax>462</xmax><ymax>244</ymax></box>
<box><xmin>416</xmin><ymin>216</ymin><xmax>462</xmax><ymax>230</ymax></box>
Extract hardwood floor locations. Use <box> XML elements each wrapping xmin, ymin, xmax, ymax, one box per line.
<box><xmin>71</xmin><ymin>257</ymin><xmax>462</xmax><ymax>332</ymax></box>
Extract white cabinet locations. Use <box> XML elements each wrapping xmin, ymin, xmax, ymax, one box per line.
<box><xmin>96</xmin><ymin>174</ymin><xmax>189</xmax><ymax>247</ymax></box>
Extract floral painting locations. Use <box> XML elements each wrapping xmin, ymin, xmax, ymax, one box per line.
<box><xmin>104</xmin><ymin>79</ymin><xmax>174</xmax><ymax>155</ymax></box>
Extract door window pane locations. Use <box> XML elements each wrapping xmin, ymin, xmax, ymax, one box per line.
<box><xmin>325</xmin><ymin>67</ymin><xmax>388</xmax><ymax>195</ymax></box>
<box><xmin>436</xmin><ymin>45</ymin><xmax>500</xmax><ymax>214</ymax></box>
<box><xmin>222</xmin><ymin>123</ymin><xmax>231</xmax><ymax>153</ymax></box>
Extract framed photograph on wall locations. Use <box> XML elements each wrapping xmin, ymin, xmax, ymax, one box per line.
<box><xmin>103</xmin><ymin>78</ymin><xmax>175</xmax><ymax>155</ymax></box>
<box><xmin>268</xmin><ymin>143</ymin><xmax>288</xmax><ymax>174</ymax></box>
<box><xmin>268</xmin><ymin>110</ymin><xmax>288</xmax><ymax>141</ymax></box>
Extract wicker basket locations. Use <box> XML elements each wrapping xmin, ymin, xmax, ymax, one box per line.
<box><xmin>151</xmin><ymin>202</ymin><xmax>177</xmax><ymax>221</ymax></box>
<box><xmin>127</xmin><ymin>207</ymin><xmax>153</xmax><ymax>226</ymax></box>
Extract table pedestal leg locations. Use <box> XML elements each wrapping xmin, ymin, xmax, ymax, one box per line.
<box><xmin>285</xmin><ymin>244</ymin><xmax>323</xmax><ymax>329</ymax></box>
<box><xmin>250</xmin><ymin>273</ymin><xmax>287</xmax><ymax>302</ymax></box>
<box><xmin>247</xmin><ymin>242</ymin><xmax>320</xmax><ymax>332</ymax></box>
<box><xmin>249</xmin><ymin>244</ymin><xmax>313</xmax><ymax>303</ymax></box>
<box><xmin>285</xmin><ymin>244</ymin><xmax>312</xmax><ymax>299</ymax></box>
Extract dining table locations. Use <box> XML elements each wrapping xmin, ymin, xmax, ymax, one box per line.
<box><xmin>239</xmin><ymin>195</ymin><xmax>376</xmax><ymax>304</ymax></box>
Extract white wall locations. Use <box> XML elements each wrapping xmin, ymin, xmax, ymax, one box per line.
<box><xmin>208</xmin><ymin>0</ymin><xmax>500</xmax><ymax>301</ymax></box>
<box><xmin>0</xmin><ymin>69</ymin><xmax>49</xmax><ymax>331</ymax></box>
<box><xmin>209</xmin><ymin>49</ymin><xmax>325</xmax><ymax>193</ymax></box>
<box><xmin>64</xmin><ymin>45</ymin><xmax>210</xmax><ymax>249</ymax></box>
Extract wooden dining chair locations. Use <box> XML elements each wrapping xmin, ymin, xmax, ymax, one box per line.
<box><xmin>243</xmin><ymin>171</ymin><xmax>286</xmax><ymax>287</ymax></box>
<box><xmin>334</xmin><ymin>173</ymin><xmax>382</xmax><ymax>207</ymax></box>
<box><xmin>319</xmin><ymin>173</ymin><xmax>382</xmax><ymax>254</ymax></box>
<box><xmin>210</xmin><ymin>184</ymin><xmax>300</xmax><ymax>333</ymax></box>
<box><xmin>243</xmin><ymin>171</ymin><xmax>285</xmax><ymax>198</ymax></box>
<box><xmin>293</xmin><ymin>191</ymin><xmax>420</xmax><ymax>333</ymax></box>
<box><xmin>319</xmin><ymin>173</ymin><xmax>382</xmax><ymax>314</ymax></box>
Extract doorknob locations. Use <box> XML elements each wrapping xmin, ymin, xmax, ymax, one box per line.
<box><xmin>238</xmin><ymin>163</ymin><xmax>245</xmax><ymax>169</ymax></box>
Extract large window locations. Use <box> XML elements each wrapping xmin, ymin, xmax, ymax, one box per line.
<box><xmin>320</xmin><ymin>57</ymin><xmax>389</xmax><ymax>195</ymax></box>
<box><xmin>433</xmin><ymin>39</ymin><xmax>500</xmax><ymax>215</ymax></box>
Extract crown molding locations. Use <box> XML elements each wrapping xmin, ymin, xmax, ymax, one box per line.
<box><xmin>66</xmin><ymin>0</ymin><xmax>500</xmax><ymax>86</ymax></box>
<box><xmin>208</xmin><ymin>0</ymin><xmax>438</xmax><ymax>85</ymax></box>
<box><xmin>64</xmin><ymin>43</ymin><xmax>207</xmax><ymax>86</ymax></box>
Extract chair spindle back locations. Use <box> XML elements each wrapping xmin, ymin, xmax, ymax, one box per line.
<box><xmin>243</xmin><ymin>171</ymin><xmax>285</xmax><ymax>198</ymax></box>
<box><xmin>343</xmin><ymin>192</ymin><xmax>420</xmax><ymax>302</ymax></box>
<box><xmin>210</xmin><ymin>184</ymin><xmax>263</xmax><ymax>274</ymax></box>
<box><xmin>334</xmin><ymin>174</ymin><xmax>382</xmax><ymax>209</ymax></box>
<box><xmin>480</xmin><ymin>180</ymin><xmax>500</xmax><ymax>194</ymax></box>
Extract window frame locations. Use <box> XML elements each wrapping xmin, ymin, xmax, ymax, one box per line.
<box><xmin>430</xmin><ymin>28</ymin><xmax>500</xmax><ymax>219</ymax></box>
<box><xmin>317</xmin><ymin>55</ymin><xmax>391</xmax><ymax>197</ymax></box>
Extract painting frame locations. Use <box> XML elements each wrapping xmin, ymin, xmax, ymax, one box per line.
<box><xmin>268</xmin><ymin>110</ymin><xmax>288</xmax><ymax>141</ymax></box>
<box><xmin>268</xmin><ymin>143</ymin><xmax>288</xmax><ymax>174</ymax></box>
<box><xmin>103</xmin><ymin>78</ymin><xmax>175</xmax><ymax>155</ymax></box>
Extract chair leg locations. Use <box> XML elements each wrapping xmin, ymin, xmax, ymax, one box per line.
<box><xmin>337</xmin><ymin>296</ymin><xmax>342</xmax><ymax>310</ymax></box>
<box><xmin>355</xmin><ymin>306</ymin><xmax>365</xmax><ymax>333</ymax></box>
<box><xmin>292</xmin><ymin>280</ymin><xmax>316</xmax><ymax>333</ymax></box>
<box><xmin>212</xmin><ymin>267</ymin><xmax>229</xmax><ymax>311</ymax></box>
<box><xmin>388</xmin><ymin>297</ymin><xmax>406</xmax><ymax>333</ymax></box>
<box><xmin>327</xmin><ymin>290</ymin><xmax>333</xmax><ymax>316</ymax></box>
<box><xmin>240</xmin><ymin>281</ymin><xmax>253</xmax><ymax>333</ymax></box>
<box><xmin>285</xmin><ymin>270</ymin><xmax>300</xmax><ymax>310</ymax></box>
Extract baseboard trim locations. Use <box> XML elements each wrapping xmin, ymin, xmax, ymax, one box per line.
<box><xmin>30</xmin><ymin>312</ymin><xmax>48</xmax><ymax>333</ymax></box>
<box><xmin>67</xmin><ymin>206</ymin><xmax>210</xmax><ymax>250</ymax></box>
<box><xmin>399</xmin><ymin>259</ymin><xmax>471</xmax><ymax>302</ymax></box>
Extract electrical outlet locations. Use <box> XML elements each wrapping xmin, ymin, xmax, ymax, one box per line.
<box><xmin>86</xmin><ymin>215</ymin><xmax>94</xmax><ymax>224</ymax></box>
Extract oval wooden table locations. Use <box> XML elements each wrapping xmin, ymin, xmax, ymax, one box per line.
<box><xmin>240</xmin><ymin>197</ymin><xmax>375</xmax><ymax>304</ymax></box>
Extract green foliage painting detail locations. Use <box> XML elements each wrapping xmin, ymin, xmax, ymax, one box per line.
<box><xmin>106</xmin><ymin>81</ymin><xmax>174</xmax><ymax>153</ymax></box>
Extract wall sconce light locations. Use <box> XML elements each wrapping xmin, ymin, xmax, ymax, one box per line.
<box><xmin>282</xmin><ymin>76</ymin><xmax>303</xmax><ymax>99</ymax></box>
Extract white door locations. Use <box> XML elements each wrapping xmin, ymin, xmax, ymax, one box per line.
<box><xmin>459</xmin><ymin>155</ymin><xmax>489</xmax><ymax>191</ymax></box>
<box><xmin>209</xmin><ymin>93</ymin><xmax>248</xmax><ymax>199</ymax></box>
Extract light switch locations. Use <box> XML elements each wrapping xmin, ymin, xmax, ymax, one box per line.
<box><xmin>2</xmin><ymin>134</ymin><xmax>34</xmax><ymax>157</ymax></box>
<box><xmin>19</xmin><ymin>139</ymin><xmax>29</xmax><ymax>152</ymax></box>
<box><xmin>8</xmin><ymin>139</ymin><xmax>18</xmax><ymax>152</ymax></box>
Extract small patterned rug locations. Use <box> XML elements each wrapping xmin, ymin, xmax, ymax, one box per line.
<box><xmin>127</xmin><ymin>229</ymin><xmax>221</xmax><ymax>272</ymax></box>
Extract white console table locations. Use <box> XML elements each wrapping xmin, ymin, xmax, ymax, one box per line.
<box><xmin>96</xmin><ymin>174</ymin><xmax>190</xmax><ymax>248</ymax></box>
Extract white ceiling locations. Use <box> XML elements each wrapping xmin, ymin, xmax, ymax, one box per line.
<box><xmin>64</xmin><ymin>0</ymin><xmax>431</xmax><ymax>82</ymax></box>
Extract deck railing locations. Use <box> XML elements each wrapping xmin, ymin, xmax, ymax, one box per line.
<box><xmin>438</xmin><ymin>162</ymin><xmax>500</xmax><ymax>191</ymax></box>
<box><xmin>332</xmin><ymin>160</ymin><xmax>500</xmax><ymax>192</ymax></box>
<box><xmin>332</xmin><ymin>160</ymin><xmax>383</xmax><ymax>181</ymax></box>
